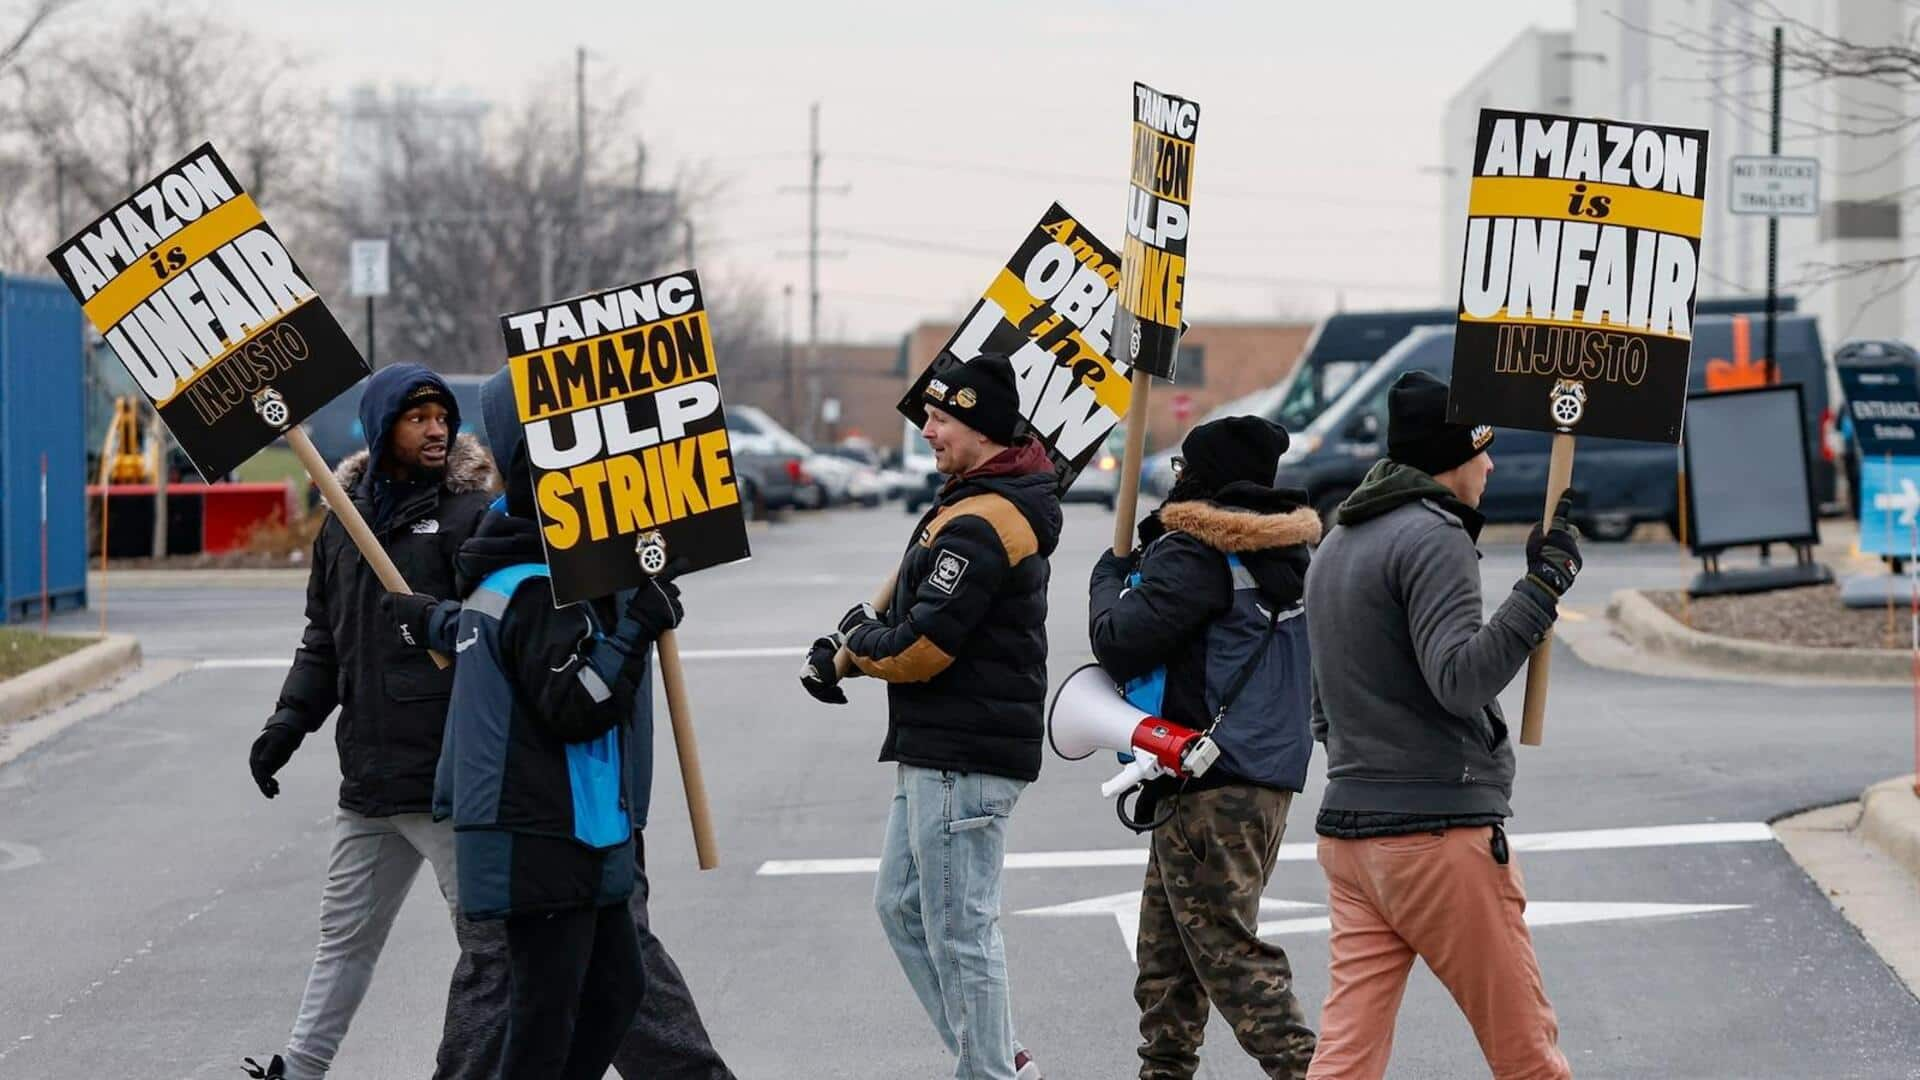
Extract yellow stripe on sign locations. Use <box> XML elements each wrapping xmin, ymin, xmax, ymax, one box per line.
<box><xmin>1458</xmin><ymin>308</ymin><xmax>1694</xmax><ymax>342</ymax></box>
<box><xmin>82</xmin><ymin>195</ymin><xmax>267</xmax><ymax>332</ymax></box>
<box><xmin>509</xmin><ymin>312</ymin><xmax>715</xmax><ymax>422</ymax></box>
<box><xmin>979</xmin><ymin>269</ymin><xmax>1132</xmax><ymax>418</ymax></box>
<box><xmin>1467</xmin><ymin>176</ymin><xmax>1704</xmax><ymax>239</ymax></box>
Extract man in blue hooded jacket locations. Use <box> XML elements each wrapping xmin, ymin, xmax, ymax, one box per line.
<box><xmin>244</xmin><ymin>363</ymin><xmax>503</xmax><ymax>1080</ymax></box>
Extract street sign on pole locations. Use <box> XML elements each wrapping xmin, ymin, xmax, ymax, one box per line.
<box><xmin>349</xmin><ymin>239</ymin><xmax>391</xmax><ymax>297</ymax></box>
<box><xmin>1729</xmin><ymin>155</ymin><xmax>1819</xmax><ymax>217</ymax></box>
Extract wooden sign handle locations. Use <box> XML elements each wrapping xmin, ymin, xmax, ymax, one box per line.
<box><xmin>833</xmin><ymin>572</ymin><xmax>901</xmax><ymax>679</ymax></box>
<box><xmin>287</xmin><ymin>427</ymin><xmax>451</xmax><ymax>669</ymax></box>
<box><xmin>1518</xmin><ymin>433</ymin><xmax>1576</xmax><ymax>745</ymax></box>
<box><xmin>1112</xmin><ymin>370</ymin><xmax>1155</xmax><ymax>556</ymax></box>
<box><xmin>654</xmin><ymin>628</ymin><xmax>719</xmax><ymax>870</ymax></box>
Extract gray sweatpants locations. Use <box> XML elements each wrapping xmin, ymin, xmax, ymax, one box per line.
<box><xmin>281</xmin><ymin>808</ymin><xmax>506</xmax><ymax>1080</ymax></box>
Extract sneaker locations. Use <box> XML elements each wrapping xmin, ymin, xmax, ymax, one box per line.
<box><xmin>1014</xmin><ymin>1048</ymin><xmax>1044</xmax><ymax>1080</ymax></box>
<box><xmin>240</xmin><ymin>1055</ymin><xmax>286</xmax><ymax>1079</ymax></box>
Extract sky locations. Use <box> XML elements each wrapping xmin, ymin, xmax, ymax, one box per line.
<box><xmin>95</xmin><ymin>0</ymin><xmax>1574</xmax><ymax>342</ymax></box>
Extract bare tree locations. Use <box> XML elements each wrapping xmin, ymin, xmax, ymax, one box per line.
<box><xmin>321</xmin><ymin>72</ymin><xmax>770</xmax><ymax>372</ymax></box>
<box><xmin>0</xmin><ymin>6</ymin><xmax>318</xmax><ymax>269</ymax></box>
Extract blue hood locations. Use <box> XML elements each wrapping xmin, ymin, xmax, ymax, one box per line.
<box><xmin>359</xmin><ymin>363</ymin><xmax>462</xmax><ymax>478</ymax></box>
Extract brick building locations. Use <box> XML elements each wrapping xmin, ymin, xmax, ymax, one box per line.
<box><xmin>726</xmin><ymin>318</ymin><xmax>1317</xmax><ymax>457</ymax></box>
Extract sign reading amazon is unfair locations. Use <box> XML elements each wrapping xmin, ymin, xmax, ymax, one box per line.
<box><xmin>1114</xmin><ymin>82</ymin><xmax>1198</xmax><ymax>382</ymax></box>
<box><xmin>899</xmin><ymin>204</ymin><xmax>1132</xmax><ymax>490</ymax></box>
<box><xmin>48</xmin><ymin>143</ymin><xmax>369</xmax><ymax>478</ymax></box>
<box><xmin>505</xmin><ymin>270</ymin><xmax>750</xmax><ymax>604</ymax></box>
<box><xmin>1450</xmin><ymin>110</ymin><xmax>1710</xmax><ymax>444</ymax></box>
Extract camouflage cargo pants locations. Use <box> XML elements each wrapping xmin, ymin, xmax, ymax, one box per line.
<box><xmin>1134</xmin><ymin>785</ymin><xmax>1316</xmax><ymax>1080</ymax></box>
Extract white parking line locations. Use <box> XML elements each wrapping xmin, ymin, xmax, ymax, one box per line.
<box><xmin>755</xmin><ymin>821</ymin><xmax>1776</xmax><ymax>876</ymax></box>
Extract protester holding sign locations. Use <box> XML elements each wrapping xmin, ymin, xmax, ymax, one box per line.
<box><xmin>1087</xmin><ymin>416</ymin><xmax>1321</xmax><ymax>1080</ymax></box>
<box><xmin>432</xmin><ymin>369</ymin><xmax>685</xmax><ymax>1080</ymax></box>
<box><xmin>1098</xmin><ymin>417</ymin><xmax>1320</xmax><ymax>1068</ymax></box>
<box><xmin>394</xmin><ymin>369</ymin><xmax>739</xmax><ymax>1080</ymax></box>
<box><xmin>801</xmin><ymin>353</ymin><xmax>1058</xmax><ymax>1080</ymax></box>
<box><xmin>1303</xmin><ymin>371</ymin><xmax>1580</xmax><ymax>1080</ymax></box>
<box><xmin>242</xmin><ymin>363</ymin><xmax>501</xmax><ymax>1080</ymax></box>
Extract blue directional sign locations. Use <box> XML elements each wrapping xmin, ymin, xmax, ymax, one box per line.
<box><xmin>1858</xmin><ymin>456</ymin><xmax>1920</xmax><ymax>555</ymax></box>
<box><xmin>1839</xmin><ymin>363</ymin><xmax>1920</xmax><ymax>458</ymax></box>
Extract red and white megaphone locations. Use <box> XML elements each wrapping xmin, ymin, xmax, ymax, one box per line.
<box><xmin>1047</xmin><ymin>663</ymin><xmax>1221</xmax><ymax>797</ymax></box>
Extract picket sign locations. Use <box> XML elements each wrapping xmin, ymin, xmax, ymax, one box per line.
<box><xmin>1111</xmin><ymin>373</ymin><xmax>1154</xmax><ymax>556</ymax></box>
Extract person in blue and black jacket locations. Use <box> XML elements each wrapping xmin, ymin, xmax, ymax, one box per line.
<box><xmin>425</xmin><ymin>368</ymin><xmax>684</xmax><ymax>1080</ymax></box>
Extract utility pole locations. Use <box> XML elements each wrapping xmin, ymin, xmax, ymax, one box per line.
<box><xmin>783</xmin><ymin>284</ymin><xmax>796</xmax><ymax>428</ymax></box>
<box><xmin>806</xmin><ymin>103</ymin><xmax>822</xmax><ymax>443</ymax></box>
<box><xmin>683</xmin><ymin>219</ymin><xmax>695</xmax><ymax>268</ymax></box>
<box><xmin>572</xmin><ymin>45</ymin><xmax>588</xmax><ymax>297</ymax></box>
<box><xmin>778</xmin><ymin>103</ymin><xmax>847</xmax><ymax>442</ymax></box>
<box><xmin>1765</xmin><ymin>24</ymin><xmax>1782</xmax><ymax>385</ymax></box>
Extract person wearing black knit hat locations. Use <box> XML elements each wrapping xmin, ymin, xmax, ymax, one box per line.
<box><xmin>1089</xmin><ymin>412</ymin><xmax>1322</xmax><ymax>1078</ymax></box>
<box><xmin>1300</xmin><ymin>370</ymin><xmax>1581</xmax><ymax>1080</ymax></box>
<box><xmin>800</xmin><ymin>349</ymin><xmax>1061</xmax><ymax>1080</ymax></box>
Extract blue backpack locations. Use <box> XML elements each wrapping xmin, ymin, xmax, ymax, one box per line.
<box><xmin>1121</xmin><ymin>543</ymin><xmax>1314</xmax><ymax>794</ymax></box>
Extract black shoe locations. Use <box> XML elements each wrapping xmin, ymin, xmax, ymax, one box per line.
<box><xmin>240</xmin><ymin>1055</ymin><xmax>285</xmax><ymax>1079</ymax></box>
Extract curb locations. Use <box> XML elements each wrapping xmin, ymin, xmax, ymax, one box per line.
<box><xmin>0</xmin><ymin>633</ymin><xmax>142</xmax><ymax>725</ymax></box>
<box><xmin>1606</xmin><ymin>589</ymin><xmax>1911</xmax><ymax>682</ymax></box>
<box><xmin>1859</xmin><ymin>775</ymin><xmax>1920</xmax><ymax>881</ymax></box>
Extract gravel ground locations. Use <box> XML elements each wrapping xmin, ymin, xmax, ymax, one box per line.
<box><xmin>1649</xmin><ymin>583</ymin><xmax>1920</xmax><ymax>650</ymax></box>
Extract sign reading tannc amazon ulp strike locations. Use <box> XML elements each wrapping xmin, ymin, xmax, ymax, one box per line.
<box><xmin>47</xmin><ymin>142</ymin><xmax>369</xmax><ymax>478</ymax></box>
<box><xmin>899</xmin><ymin>203</ymin><xmax>1132</xmax><ymax>491</ymax></box>
<box><xmin>504</xmin><ymin>270</ymin><xmax>750</xmax><ymax>605</ymax></box>
<box><xmin>1114</xmin><ymin>81</ymin><xmax>1198</xmax><ymax>382</ymax></box>
<box><xmin>1450</xmin><ymin>109</ymin><xmax>1710</xmax><ymax>444</ymax></box>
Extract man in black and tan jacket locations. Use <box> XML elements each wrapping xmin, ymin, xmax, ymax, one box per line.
<box><xmin>801</xmin><ymin>351</ymin><xmax>1060</xmax><ymax>1080</ymax></box>
<box><xmin>1089</xmin><ymin>416</ymin><xmax>1321</xmax><ymax>1080</ymax></box>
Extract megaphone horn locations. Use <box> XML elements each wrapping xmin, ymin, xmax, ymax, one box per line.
<box><xmin>1047</xmin><ymin>664</ymin><xmax>1222</xmax><ymax>795</ymax></box>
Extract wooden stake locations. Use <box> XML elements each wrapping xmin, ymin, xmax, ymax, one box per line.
<box><xmin>1112</xmin><ymin>370</ymin><xmax>1155</xmax><ymax>557</ymax></box>
<box><xmin>654</xmin><ymin>628</ymin><xmax>719</xmax><ymax>870</ymax></box>
<box><xmin>1519</xmin><ymin>434</ymin><xmax>1576</xmax><ymax>746</ymax></box>
<box><xmin>286</xmin><ymin>427</ymin><xmax>450</xmax><ymax>669</ymax></box>
<box><xmin>832</xmin><ymin>572</ymin><xmax>899</xmax><ymax>679</ymax></box>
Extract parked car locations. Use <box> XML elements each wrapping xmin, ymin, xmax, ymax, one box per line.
<box><xmin>727</xmin><ymin>404</ymin><xmax>826</xmax><ymax>509</ymax></box>
<box><xmin>1277</xmin><ymin>313</ymin><xmax>1833</xmax><ymax>540</ymax></box>
<box><xmin>819</xmin><ymin>444</ymin><xmax>889</xmax><ymax>506</ymax></box>
<box><xmin>900</xmin><ymin>420</ymin><xmax>943</xmax><ymax>513</ymax></box>
<box><xmin>1063</xmin><ymin>428</ymin><xmax>1124</xmax><ymax>509</ymax></box>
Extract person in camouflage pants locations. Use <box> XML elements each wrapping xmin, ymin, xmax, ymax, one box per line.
<box><xmin>1089</xmin><ymin>416</ymin><xmax>1323</xmax><ymax>1080</ymax></box>
<box><xmin>1135</xmin><ymin>786</ymin><xmax>1317</xmax><ymax>1079</ymax></box>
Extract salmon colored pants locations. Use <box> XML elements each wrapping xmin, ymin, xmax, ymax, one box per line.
<box><xmin>1306</xmin><ymin>828</ymin><xmax>1571</xmax><ymax>1080</ymax></box>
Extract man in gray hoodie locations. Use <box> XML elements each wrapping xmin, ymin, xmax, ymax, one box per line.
<box><xmin>1303</xmin><ymin>370</ymin><xmax>1581</xmax><ymax>1080</ymax></box>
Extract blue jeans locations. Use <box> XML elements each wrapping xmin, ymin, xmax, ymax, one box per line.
<box><xmin>874</xmin><ymin>765</ymin><xmax>1027</xmax><ymax>1080</ymax></box>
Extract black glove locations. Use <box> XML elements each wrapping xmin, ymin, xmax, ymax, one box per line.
<box><xmin>800</xmin><ymin>636</ymin><xmax>848</xmax><ymax>705</ymax></box>
<box><xmin>249</xmin><ymin>715</ymin><xmax>306</xmax><ymax>799</ymax></box>
<box><xmin>838</xmin><ymin>602</ymin><xmax>880</xmax><ymax>637</ymax></box>
<box><xmin>1525</xmin><ymin>495</ymin><xmax>1583</xmax><ymax>598</ymax></box>
<box><xmin>624</xmin><ymin>578</ymin><xmax>685</xmax><ymax>640</ymax></box>
<box><xmin>379</xmin><ymin>591</ymin><xmax>440</xmax><ymax>651</ymax></box>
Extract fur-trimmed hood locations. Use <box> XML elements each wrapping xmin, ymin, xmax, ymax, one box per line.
<box><xmin>1159</xmin><ymin>492</ymin><xmax>1322</xmax><ymax>553</ymax></box>
<box><xmin>332</xmin><ymin>432</ymin><xmax>497</xmax><ymax>496</ymax></box>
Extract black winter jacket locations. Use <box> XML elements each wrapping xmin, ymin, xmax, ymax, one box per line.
<box><xmin>272</xmin><ymin>429</ymin><xmax>495</xmax><ymax>817</ymax></box>
<box><xmin>1089</xmin><ymin>483</ymin><xmax>1320</xmax><ymax>790</ymax></box>
<box><xmin>846</xmin><ymin>439</ymin><xmax>1063</xmax><ymax>782</ymax></box>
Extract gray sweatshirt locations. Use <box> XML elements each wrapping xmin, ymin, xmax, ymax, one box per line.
<box><xmin>1305</xmin><ymin>461</ymin><xmax>1558</xmax><ymax>818</ymax></box>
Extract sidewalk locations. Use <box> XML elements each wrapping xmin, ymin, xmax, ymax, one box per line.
<box><xmin>1775</xmin><ymin>777</ymin><xmax>1920</xmax><ymax>997</ymax></box>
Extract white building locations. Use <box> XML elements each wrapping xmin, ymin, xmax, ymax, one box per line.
<box><xmin>1442</xmin><ymin>1</ymin><xmax>1910</xmax><ymax>349</ymax></box>
<box><xmin>334</xmin><ymin>85</ymin><xmax>490</xmax><ymax>218</ymax></box>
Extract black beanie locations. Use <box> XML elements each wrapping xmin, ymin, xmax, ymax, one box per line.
<box><xmin>1177</xmin><ymin>415</ymin><xmax>1289</xmax><ymax>494</ymax></box>
<box><xmin>1387</xmin><ymin>370</ymin><xmax>1494</xmax><ymax>476</ymax></box>
<box><xmin>924</xmin><ymin>352</ymin><xmax>1021</xmax><ymax>446</ymax></box>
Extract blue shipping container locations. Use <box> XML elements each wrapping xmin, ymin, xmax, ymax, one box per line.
<box><xmin>1</xmin><ymin>275</ymin><xmax>87</xmax><ymax>622</ymax></box>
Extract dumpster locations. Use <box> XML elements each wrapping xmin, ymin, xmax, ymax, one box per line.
<box><xmin>0</xmin><ymin>276</ymin><xmax>86</xmax><ymax>623</ymax></box>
